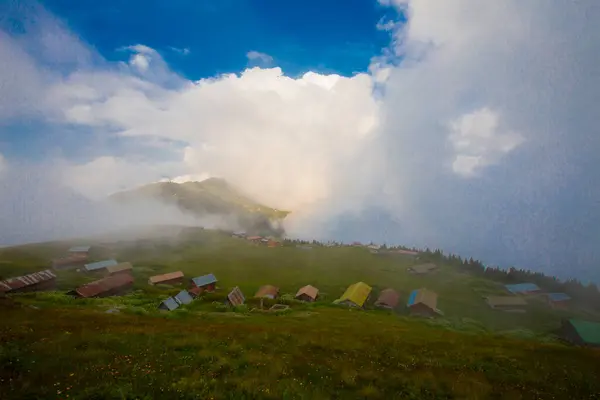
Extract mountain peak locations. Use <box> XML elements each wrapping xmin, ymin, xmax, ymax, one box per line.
<box><xmin>108</xmin><ymin>178</ymin><xmax>289</xmax><ymax>236</ymax></box>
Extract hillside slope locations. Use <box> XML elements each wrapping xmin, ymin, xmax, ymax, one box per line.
<box><xmin>2</xmin><ymin>230</ymin><xmax>600</xmax><ymax>398</ymax></box>
<box><xmin>108</xmin><ymin>178</ymin><xmax>289</xmax><ymax>236</ymax></box>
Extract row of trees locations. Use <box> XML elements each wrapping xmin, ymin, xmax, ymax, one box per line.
<box><xmin>420</xmin><ymin>248</ymin><xmax>600</xmax><ymax>311</ymax></box>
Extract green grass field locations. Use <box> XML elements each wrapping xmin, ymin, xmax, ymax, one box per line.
<box><xmin>2</xmin><ymin>228</ymin><xmax>600</xmax><ymax>399</ymax></box>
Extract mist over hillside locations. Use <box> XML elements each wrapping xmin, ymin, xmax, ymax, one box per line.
<box><xmin>108</xmin><ymin>178</ymin><xmax>288</xmax><ymax>237</ymax></box>
<box><xmin>0</xmin><ymin>171</ymin><xmax>267</xmax><ymax>246</ymax></box>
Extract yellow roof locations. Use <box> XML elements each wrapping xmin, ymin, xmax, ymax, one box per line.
<box><xmin>336</xmin><ymin>282</ymin><xmax>372</xmax><ymax>307</ymax></box>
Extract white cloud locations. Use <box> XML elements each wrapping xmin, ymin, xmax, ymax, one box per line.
<box><xmin>130</xmin><ymin>53</ymin><xmax>150</xmax><ymax>72</ymax></box>
<box><xmin>161</xmin><ymin>173</ymin><xmax>211</xmax><ymax>184</ymax></box>
<box><xmin>169</xmin><ymin>46</ymin><xmax>191</xmax><ymax>55</ymax></box>
<box><xmin>246</xmin><ymin>50</ymin><xmax>274</xmax><ymax>65</ymax></box>
<box><xmin>369</xmin><ymin>0</ymin><xmax>600</xmax><ymax>279</ymax></box>
<box><xmin>57</xmin><ymin>66</ymin><xmax>379</xmax><ymax>210</ymax></box>
<box><xmin>0</xmin><ymin>153</ymin><xmax>6</xmax><ymax>176</ymax></box>
<box><xmin>376</xmin><ymin>18</ymin><xmax>397</xmax><ymax>32</ymax></box>
<box><xmin>122</xmin><ymin>45</ymin><xmax>155</xmax><ymax>72</ymax></box>
<box><xmin>1</xmin><ymin>0</ymin><xmax>600</xmax><ymax>281</ymax></box>
<box><xmin>448</xmin><ymin>108</ymin><xmax>523</xmax><ymax>177</ymax></box>
<box><xmin>62</xmin><ymin>156</ymin><xmax>186</xmax><ymax>199</ymax></box>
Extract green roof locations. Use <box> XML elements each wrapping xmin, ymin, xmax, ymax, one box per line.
<box><xmin>569</xmin><ymin>319</ymin><xmax>600</xmax><ymax>344</ymax></box>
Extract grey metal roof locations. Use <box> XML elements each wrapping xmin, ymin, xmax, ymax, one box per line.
<box><xmin>175</xmin><ymin>290</ymin><xmax>193</xmax><ymax>305</ymax></box>
<box><xmin>548</xmin><ymin>293</ymin><xmax>571</xmax><ymax>302</ymax></box>
<box><xmin>69</xmin><ymin>246</ymin><xmax>91</xmax><ymax>252</ymax></box>
<box><xmin>191</xmin><ymin>273</ymin><xmax>217</xmax><ymax>287</ymax></box>
<box><xmin>505</xmin><ymin>283</ymin><xmax>541</xmax><ymax>294</ymax></box>
<box><xmin>84</xmin><ymin>259</ymin><xmax>118</xmax><ymax>271</ymax></box>
<box><xmin>160</xmin><ymin>297</ymin><xmax>179</xmax><ymax>311</ymax></box>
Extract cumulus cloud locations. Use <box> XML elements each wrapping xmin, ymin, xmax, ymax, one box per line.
<box><xmin>2</xmin><ymin>37</ymin><xmax>378</xmax><ymax>212</ymax></box>
<box><xmin>246</xmin><ymin>50</ymin><xmax>274</xmax><ymax>66</ymax></box>
<box><xmin>367</xmin><ymin>0</ymin><xmax>600</xmax><ymax>280</ymax></box>
<box><xmin>1</xmin><ymin>0</ymin><xmax>599</xmax><ymax>282</ymax></box>
<box><xmin>448</xmin><ymin>108</ymin><xmax>524</xmax><ymax>177</ymax></box>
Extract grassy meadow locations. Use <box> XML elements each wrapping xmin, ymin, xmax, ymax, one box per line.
<box><xmin>1</xmin><ymin>227</ymin><xmax>600</xmax><ymax>399</ymax></box>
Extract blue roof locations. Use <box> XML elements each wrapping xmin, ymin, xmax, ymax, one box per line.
<box><xmin>548</xmin><ymin>293</ymin><xmax>571</xmax><ymax>301</ymax></box>
<box><xmin>69</xmin><ymin>246</ymin><xmax>91</xmax><ymax>252</ymax></box>
<box><xmin>407</xmin><ymin>290</ymin><xmax>418</xmax><ymax>306</ymax></box>
<box><xmin>160</xmin><ymin>297</ymin><xmax>179</xmax><ymax>311</ymax></box>
<box><xmin>175</xmin><ymin>290</ymin><xmax>193</xmax><ymax>305</ymax></box>
<box><xmin>505</xmin><ymin>283</ymin><xmax>541</xmax><ymax>294</ymax></box>
<box><xmin>84</xmin><ymin>259</ymin><xmax>118</xmax><ymax>271</ymax></box>
<box><xmin>192</xmin><ymin>273</ymin><xmax>217</xmax><ymax>287</ymax></box>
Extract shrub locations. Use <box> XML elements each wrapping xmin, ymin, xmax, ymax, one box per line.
<box><xmin>233</xmin><ymin>304</ymin><xmax>249</xmax><ymax>313</ymax></box>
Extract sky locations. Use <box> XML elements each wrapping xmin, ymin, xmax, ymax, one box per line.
<box><xmin>0</xmin><ymin>0</ymin><xmax>599</xmax><ymax>283</ymax></box>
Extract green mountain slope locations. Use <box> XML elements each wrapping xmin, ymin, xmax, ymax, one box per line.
<box><xmin>2</xmin><ymin>230</ymin><xmax>600</xmax><ymax>398</ymax></box>
<box><xmin>108</xmin><ymin>178</ymin><xmax>289</xmax><ymax>235</ymax></box>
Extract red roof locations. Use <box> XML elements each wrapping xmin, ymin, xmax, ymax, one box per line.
<box><xmin>0</xmin><ymin>270</ymin><xmax>56</xmax><ymax>293</ymax></box>
<box><xmin>75</xmin><ymin>274</ymin><xmax>133</xmax><ymax>298</ymax></box>
<box><xmin>375</xmin><ymin>288</ymin><xmax>400</xmax><ymax>308</ymax></box>
<box><xmin>255</xmin><ymin>285</ymin><xmax>279</xmax><ymax>298</ymax></box>
<box><xmin>393</xmin><ymin>249</ymin><xmax>419</xmax><ymax>256</ymax></box>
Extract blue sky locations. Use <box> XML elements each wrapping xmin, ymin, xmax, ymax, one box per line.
<box><xmin>1</xmin><ymin>0</ymin><xmax>599</xmax><ymax>284</ymax></box>
<box><xmin>39</xmin><ymin>0</ymin><xmax>398</xmax><ymax>79</ymax></box>
<box><xmin>0</xmin><ymin>0</ymin><xmax>398</xmax><ymax>163</ymax></box>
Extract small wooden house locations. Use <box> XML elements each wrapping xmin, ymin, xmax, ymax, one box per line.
<box><xmin>255</xmin><ymin>285</ymin><xmax>279</xmax><ymax>299</ymax></box>
<box><xmin>158</xmin><ymin>297</ymin><xmax>179</xmax><ymax>311</ymax></box>
<box><xmin>227</xmin><ymin>286</ymin><xmax>246</xmax><ymax>306</ymax></box>
<box><xmin>407</xmin><ymin>288</ymin><xmax>442</xmax><ymax>317</ymax></box>
<box><xmin>174</xmin><ymin>290</ymin><xmax>194</xmax><ymax>305</ymax></box>
<box><xmin>393</xmin><ymin>249</ymin><xmax>419</xmax><ymax>257</ymax></box>
<box><xmin>334</xmin><ymin>282</ymin><xmax>372</xmax><ymax>308</ymax></box>
<box><xmin>68</xmin><ymin>245</ymin><xmax>91</xmax><ymax>258</ymax></box>
<box><xmin>84</xmin><ymin>259</ymin><xmax>118</xmax><ymax>273</ymax></box>
<box><xmin>485</xmin><ymin>296</ymin><xmax>527</xmax><ymax>312</ymax></box>
<box><xmin>247</xmin><ymin>236</ymin><xmax>262</xmax><ymax>243</ymax></box>
<box><xmin>72</xmin><ymin>274</ymin><xmax>133</xmax><ymax>298</ymax></box>
<box><xmin>191</xmin><ymin>274</ymin><xmax>217</xmax><ymax>292</ymax></box>
<box><xmin>105</xmin><ymin>262</ymin><xmax>133</xmax><ymax>277</ymax></box>
<box><xmin>52</xmin><ymin>254</ymin><xmax>88</xmax><ymax>270</ymax></box>
<box><xmin>505</xmin><ymin>283</ymin><xmax>541</xmax><ymax>295</ymax></box>
<box><xmin>375</xmin><ymin>288</ymin><xmax>400</xmax><ymax>309</ymax></box>
<box><xmin>557</xmin><ymin>319</ymin><xmax>600</xmax><ymax>347</ymax></box>
<box><xmin>295</xmin><ymin>285</ymin><xmax>319</xmax><ymax>302</ymax></box>
<box><xmin>546</xmin><ymin>293</ymin><xmax>571</xmax><ymax>309</ymax></box>
<box><xmin>0</xmin><ymin>270</ymin><xmax>57</xmax><ymax>294</ymax></box>
<box><xmin>148</xmin><ymin>271</ymin><xmax>184</xmax><ymax>286</ymax></box>
<box><xmin>407</xmin><ymin>263</ymin><xmax>438</xmax><ymax>275</ymax></box>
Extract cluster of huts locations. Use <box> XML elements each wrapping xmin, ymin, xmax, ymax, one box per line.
<box><xmin>156</xmin><ymin>273</ymin><xmax>218</xmax><ymax>311</ymax></box>
<box><xmin>231</xmin><ymin>232</ymin><xmax>281</xmax><ymax>247</ymax></box>
<box><xmin>1</xmin><ymin>244</ymin><xmax>599</xmax><ymax>348</ymax></box>
<box><xmin>150</xmin><ymin>277</ymin><xmax>443</xmax><ymax>317</ymax></box>
<box><xmin>484</xmin><ymin>283</ymin><xmax>573</xmax><ymax>312</ymax></box>
<box><xmin>332</xmin><ymin>282</ymin><xmax>443</xmax><ymax>317</ymax></box>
